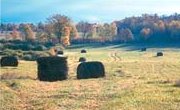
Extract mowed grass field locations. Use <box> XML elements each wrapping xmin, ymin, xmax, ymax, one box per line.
<box><xmin>0</xmin><ymin>44</ymin><xmax>180</xmax><ymax>110</ymax></box>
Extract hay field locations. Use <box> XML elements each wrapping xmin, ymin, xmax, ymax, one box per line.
<box><xmin>0</xmin><ymin>44</ymin><xmax>180</xmax><ymax>110</ymax></box>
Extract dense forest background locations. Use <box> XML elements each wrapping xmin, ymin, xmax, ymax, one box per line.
<box><xmin>1</xmin><ymin>13</ymin><xmax>180</xmax><ymax>46</ymax></box>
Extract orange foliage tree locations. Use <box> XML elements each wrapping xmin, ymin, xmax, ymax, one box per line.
<box><xmin>23</xmin><ymin>24</ymin><xmax>36</xmax><ymax>41</ymax></box>
<box><xmin>46</xmin><ymin>14</ymin><xmax>78</xmax><ymax>46</ymax></box>
<box><xmin>10</xmin><ymin>28</ymin><xmax>22</xmax><ymax>40</ymax></box>
<box><xmin>140</xmin><ymin>28</ymin><xmax>151</xmax><ymax>40</ymax></box>
<box><xmin>117</xmin><ymin>28</ymin><xmax>134</xmax><ymax>42</ymax></box>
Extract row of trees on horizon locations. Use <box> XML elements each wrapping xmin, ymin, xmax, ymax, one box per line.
<box><xmin>0</xmin><ymin>13</ymin><xmax>180</xmax><ymax>46</ymax></box>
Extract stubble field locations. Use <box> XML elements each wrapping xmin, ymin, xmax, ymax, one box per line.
<box><xmin>1</xmin><ymin>44</ymin><xmax>180</xmax><ymax>110</ymax></box>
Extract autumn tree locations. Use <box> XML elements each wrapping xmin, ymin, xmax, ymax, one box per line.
<box><xmin>37</xmin><ymin>22</ymin><xmax>45</xmax><ymax>32</ymax></box>
<box><xmin>36</xmin><ymin>32</ymin><xmax>49</xmax><ymax>43</ymax></box>
<box><xmin>95</xmin><ymin>23</ymin><xmax>117</xmax><ymax>41</ymax></box>
<box><xmin>110</xmin><ymin>22</ymin><xmax>117</xmax><ymax>37</ymax></box>
<box><xmin>140</xmin><ymin>28</ymin><xmax>151</xmax><ymax>40</ymax></box>
<box><xmin>102</xmin><ymin>23</ymin><xmax>111</xmax><ymax>39</ymax></box>
<box><xmin>168</xmin><ymin>20</ymin><xmax>180</xmax><ymax>40</ymax></box>
<box><xmin>70</xmin><ymin>25</ymin><xmax>79</xmax><ymax>39</ymax></box>
<box><xmin>47</xmin><ymin>14</ymin><xmax>71</xmax><ymax>42</ymax></box>
<box><xmin>61</xmin><ymin>26</ymin><xmax>71</xmax><ymax>46</ymax></box>
<box><xmin>156</xmin><ymin>20</ymin><xmax>165</xmax><ymax>31</ymax></box>
<box><xmin>46</xmin><ymin>14</ymin><xmax>78</xmax><ymax>45</ymax></box>
<box><xmin>76</xmin><ymin>21</ymin><xmax>92</xmax><ymax>39</ymax></box>
<box><xmin>21</xmin><ymin>24</ymin><xmax>36</xmax><ymax>41</ymax></box>
<box><xmin>10</xmin><ymin>28</ymin><xmax>21</xmax><ymax>40</ymax></box>
<box><xmin>1</xmin><ymin>13</ymin><xmax>180</xmax><ymax>43</ymax></box>
<box><xmin>44</xmin><ymin>24</ymin><xmax>54</xmax><ymax>38</ymax></box>
<box><xmin>116</xmin><ymin>28</ymin><xmax>134</xmax><ymax>42</ymax></box>
<box><xmin>86</xmin><ymin>24</ymin><xmax>97</xmax><ymax>38</ymax></box>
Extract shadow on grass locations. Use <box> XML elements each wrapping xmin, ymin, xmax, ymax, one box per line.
<box><xmin>0</xmin><ymin>73</ymin><xmax>36</xmax><ymax>80</ymax></box>
<box><xmin>67</xmin><ymin>43</ymin><xmax>113</xmax><ymax>49</ymax></box>
<box><xmin>68</xmin><ymin>42</ymin><xmax>180</xmax><ymax>51</ymax></box>
<box><xmin>1</xmin><ymin>67</ymin><xmax>17</xmax><ymax>69</ymax></box>
<box><xmin>113</xmin><ymin>42</ymin><xmax>180</xmax><ymax>51</ymax></box>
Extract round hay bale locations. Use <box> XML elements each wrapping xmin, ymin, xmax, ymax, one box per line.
<box><xmin>77</xmin><ymin>61</ymin><xmax>105</xmax><ymax>79</ymax></box>
<box><xmin>79</xmin><ymin>57</ymin><xmax>86</xmax><ymax>62</ymax></box>
<box><xmin>157</xmin><ymin>52</ymin><xmax>163</xmax><ymax>56</ymax></box>
<box><xmin>57</xmin><ymin>51</ymin><xmax>64</xmax><ymax>55</ymax></box>
<box><xmin>23</xmin><ymin>54</ymin><xmax>34</xmax><ymax>61</ymax></box>
<box><xmin>81</xmin><ymin>49</ymin><xmax>87</xmax><ymax>53</ymax></box>
<box><xmin>141</xmin><ymin>48</ymin><xmax>146</xmax><ymax>51</ymax></box>
<box><xmin>37</xmin><ymin>56</ymin><xmax>68</xmax><ymax>81</ymax></box>
<box><xmin>0</xmin><ymin>56</ymin><xmax>18</xmax><ymax>67</ymax></box>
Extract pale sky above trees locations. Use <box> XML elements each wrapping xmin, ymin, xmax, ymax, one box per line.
<box><xmin>1</xmin><ymin>0</ymin><xmax>180</xmax><ymax>23</ymax></box>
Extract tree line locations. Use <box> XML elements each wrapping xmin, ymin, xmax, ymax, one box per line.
<box><xmin>1</xmin><ymin>13</ymin><xmax>180</xmax><ymax>46</ymax></box>
<box><xmin>115</xmin><ymin>13</ymin><xmax>180</xmax><ymax>43</ymax></box>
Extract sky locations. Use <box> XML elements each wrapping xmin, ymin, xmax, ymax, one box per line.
<box><xmin>1</xmin><ymin>0</ymin><xmax>180</xmax><ymax>23</ymax></box>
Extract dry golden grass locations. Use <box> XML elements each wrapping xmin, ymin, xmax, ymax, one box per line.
<box><xmin>0</xmin><ymin>45</ymin><xmax>180</xmax><ymax>110</ymax></box>
<box><xmin>174</xmin><ymin>80</ymin><xmax>180</xmax><ymax>87</ymax></box>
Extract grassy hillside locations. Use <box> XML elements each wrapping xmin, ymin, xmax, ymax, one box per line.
<box><xmin>0</xmin><ymin>44</ymin><xmax>180</xmax><ymax>110</ymax></box>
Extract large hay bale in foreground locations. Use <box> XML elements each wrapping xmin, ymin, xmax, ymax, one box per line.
<box><xmin>77</xmin><ymin>61</ymin><xmax>105</xmax><ymax>79</ymax></box>
<box><xmin>157</xmin><ymin>52</ymin><xmax>163</xmax><ymax>56</ymax></box>
<box><xmin>81</xmin><ymin>49</ymin><xmax>87</xmax><ymax>53</ymax></box>
<box><xmin>79</xmin><ymin>57</ymin><xmax>86</xmax><ymax>62</ymax></box>
<box><xmin>1</xmin><ymin>56</ymin><xmax>18</xmax><ymax>67</ymax></box>
<box><xmin>37</xmin><ymin>56</ymin><xmax>68</xmax><ymax>81</ymax></box>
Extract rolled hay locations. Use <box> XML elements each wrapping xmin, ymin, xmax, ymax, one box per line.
<box><xmin>141</xmin><ymin>48</ymin><xmax>146</xmax><ymax>51</ymax></box>
<box><xmin>157</xmin><ymin>52</ymin><xmax>163</xmax><ymax>56</ymax></box>
<box><xmin>79</xmin><ymin>57</ymin><xmax>86</xmax><ymax>62</ymax></box>
<box><xmin>37</xmin><ymin>56</ymin><xmax>68</xmax><ymax>81</ymax></box>
<box><xmin>57</xmin><ymin>50</ymin><xmax>64</xmax><ymax>55</ymax></box>
<box><xmin>81</xmin><ymin>49</ymin><xmax>87</xmax><ymax>53</ymax></box>
<box><xmin>77</xmin><ymin>61</ymin><xmax>105</xmax><ymax>79</ymax></box>
<box><xmin>0</xmin><ymin>56</ymin><xmax>18</xmax><ymax>67</ymax></box>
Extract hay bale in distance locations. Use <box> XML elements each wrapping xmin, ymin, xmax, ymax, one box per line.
<box><xmin>1</xmin><ymin>56</ymin><xmax>18</xmax><ymax>67</ymax></box>
<box><xmin>37</xmin><ymin>56</ymin><xmax>68</xmax><ymax>81</ymax></box>
<box><xmin>157</xmin><ymin>52</ymin><xmax>163</xmax><ymax>56</ymax></box>
<box><xmin>141</xmin><ymin>48</ymin><xmax>146</xmax><ymax>51</ymax></box>
<box><xmin>81</xmin><ymin>49</ymin><xmax>87</xmax><ymax>53</ymax></box>
<box><xmin>77</xmin><ymin>61</ymin><xmax>105</xmax><ymax>79</ymax></box>
<box><xmin>79</xmin><ymin>57</ymin><xmax>86</xmax><ymax>62</ymax></box>
<box><xmin>57</xmin><ymin>51</ymin><xmax>64</xmax><ymax>55</ymax></box>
